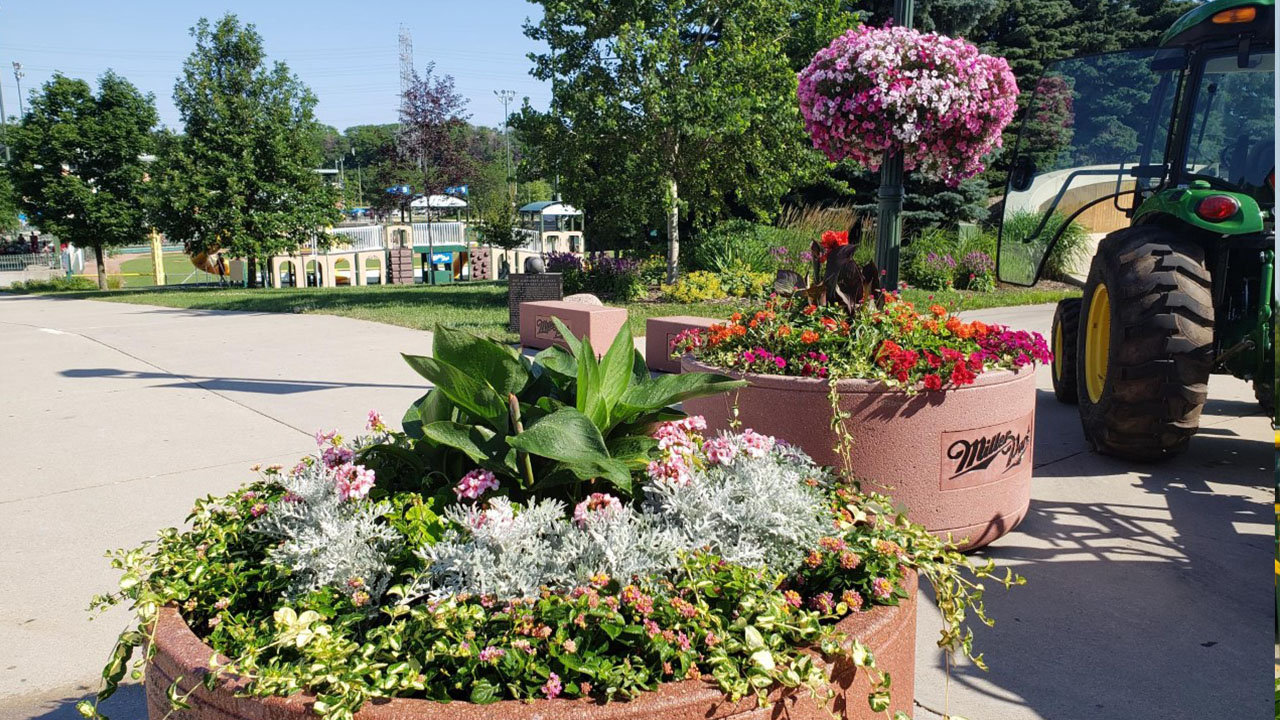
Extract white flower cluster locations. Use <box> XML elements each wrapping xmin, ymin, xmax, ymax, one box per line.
<box><xmin>412</xmin><ymin>429</ymin><xmax>834</xmax><ymax>600</ymax></box>
<box><xmin>255</xmin><ymin>460</ymin><xmax>399</xmax><ymax>603</ymax></box>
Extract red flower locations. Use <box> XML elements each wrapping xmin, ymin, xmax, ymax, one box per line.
<box><xmin>923</xmin><ymin>374</ymin><xmax>943</xmax><ymax>391</ymax></box>
<box><xmin>818</xmin><ymin>230</ymin><xmax>849</xmax><ymax>261</ymax></box>
<box><xmin>925</xmin><ymin>351</ymin><xmax>942</xmax><ymax>369</ymax></box>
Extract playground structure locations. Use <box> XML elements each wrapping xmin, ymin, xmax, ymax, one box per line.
<box><xmin>516</xmin><ymin>201</ymin><xmax>584</xmax><ymax>255</ymax></box>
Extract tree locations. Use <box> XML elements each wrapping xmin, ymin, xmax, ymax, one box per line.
<box><xmin>7</xmin><ymin>72</ymin><xmax>157</xmax><ymax>289</ymax></box>
<box><xmin>153</xmin><ymin>14</ymin><xmax>339</xmax><ymax>287</ymax></box>
<box><xmin>396</xmin><ymin>63</ymin><xmax>475</xmax><ymax>281</ymax></box>
<box><xmin>0</xmin><ymin>167</ymin><xmax>19</xmax><ymax>234</ymax></box>
<box><xmin>518</xmin><ymin>1</ymin><xmax>855</xmax><ymax>281</ymax></box>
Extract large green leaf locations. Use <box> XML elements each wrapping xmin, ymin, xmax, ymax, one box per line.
<box><xmin>401</xmin><ymin>389</ymin><xmax>455</xmax><ymax>440</ymax></box>
<box><xmin>597</xmin><ymin>323</ymin><xmax>635</xmax><ymax>427</ymax></box>
<box><xmin>421</xmin><ymin>421</ymin><xmax>516</xmax><ymax>474</ymax></box>
<box><xmin>551</xmin><ymin>317</ymin><xmax>584</xmax><ymax>358</ymax></box>
<box><xmin>402</xmin><ymin>354</ymin><xmax>508</xmax><ymax>426</ymax></box>
<box><xmin>506</xmin><ymin>407</ymin><xmax>630</xmax><ymax>486</ymax></box>
<box><xmin>576</xmin><ymin>335</ymin><xmax>608</xmax><ymax>429</ymax></box>
<box><xmin>606</xmin><ymin>434</ymin><xmax>658</xmax><ymax>470</ymax></box>
<box><xmin>432</xmin><ymin>324</ymin><xmax>529</xmax><ymax>397</ymax></box>
<box><xmin>617</xmin><ymin>372</ymin><xmax>746</xmax><ymax>416</ymax></box>
<box><xmin>533</xmin><ymin>344</ymin><xmax>577</xmax><ymax>379</ymax></box>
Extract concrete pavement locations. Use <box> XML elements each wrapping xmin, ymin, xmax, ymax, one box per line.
<box><xmin>0</xmin><ymin>296</ymin><xmax>1271</xmax><ymax>720</ymax></box>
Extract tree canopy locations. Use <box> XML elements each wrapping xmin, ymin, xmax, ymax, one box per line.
<box><xmin>7</xmin><ymin>71</ymin><xmax>157</xmax><ymax>288</ymax></box>
<box><xmin>515</xmin><ymin>0</ymin><xmax>857</xmax><ymax>280</ymax></box>
<box><xmin>152</xmin><ymin>14</ymin><xmax>338</xmax><ymax>285</ymax></box>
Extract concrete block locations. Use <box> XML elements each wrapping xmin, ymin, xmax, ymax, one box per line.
<box><xmin>520</xmin><ymin>300</ymin><xmax>627</xmax><ymax>357</ymax></box>
<box><xmin>645</xmin><ymin>315</ymin><xmax>718</xmax><ymax>373</ymax></box>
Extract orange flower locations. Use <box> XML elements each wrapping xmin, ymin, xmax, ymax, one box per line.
<box><xmin>971</xmin><ymin>320</ymin><xmax>989</xmax><ymax>338</ymax></box>
<box><xmin>800</xmin><ymin>330</ymin><xmax>820</xmax><ymax>344</ymax></box>
<box><xmin>954</xmin><ymin>322</ymin><xmax>974</xmax><ymax>340</ymax></box>
<box><xmin>802</xmin><ymin>304</ymin><xmax>818</xmax><ymax>316</ymax></box>
<box><xmin>945</xmin><ymin>316</ymin><xmax>963</xmax><ymax>334</ymax></box>
<box><xmin>820</xmin><ymin>317</ymin><xmax>838</xmax><ymax>332</ymax></box>
<box><xmin>777</xmin><ymin>325</ymin><xmax>793</xmax><ymax>337</ymax></box>
<box><xmin>930</xmin><ymin>304</ymin><xmax>947</xmax><ymax>318</ymax></box>
<box><xmin>731</xmin><ymin>324</ymin><xmax>747</xmax><ymax>337</ymax></box>
<box><xmin>923</xmin><ymin>319</ymin><xmax>939</xmax><ymax>332</ymax></box>
<box><xmin>730</xmin><ymin>312</ymin><xmax>743</xmax><ymax>322</ymax></box>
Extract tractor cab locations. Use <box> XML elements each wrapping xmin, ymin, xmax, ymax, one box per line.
<box><xmin>996</xmin><ymin>0</ymin><xmax>1275</xmax><ymax>459</ymax></box>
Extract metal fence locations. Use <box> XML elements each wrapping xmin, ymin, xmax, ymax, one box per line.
<box><xmin>329</xmin><ymin>225</ymin><xmax>384</xmax><ymax>251</ymax></box>
<box><xmin>412</xmin><ymin>222</ymin><xmax>466</xmax><ymax>247</ymax></box>
<box><xmin>0</xmin><ymin>252</ymin><xmax>62</xmax><ymax>272</ymax></box>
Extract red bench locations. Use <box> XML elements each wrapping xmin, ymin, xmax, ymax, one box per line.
<box><xmin>519</xmin><ymin>300</ymin><xmax>628</xmax><ymax>357</ymax></box>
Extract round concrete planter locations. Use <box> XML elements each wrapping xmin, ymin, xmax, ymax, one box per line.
<box><xmin>145</xmin><ymin>573</ymin><xmax>917</xmax><ymax>720</ymax></box>
<box><xmin>682</xmin><ymin>356</ymin><xmax>1035</xmax><ymax>550</ymax></box>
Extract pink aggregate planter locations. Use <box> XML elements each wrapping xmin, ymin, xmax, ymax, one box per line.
<box><xmin>681</xmin><ymin>357</ymin><xmax>1034</xmax><ymax>550</ymax></box>
<box><xmin>644</xmin><ymin>316</ymin><xmax>718</xmax><ymax>373</ymax></box>
<box><xmin>519</xmin><ymin>300</ymin><xmax>628</xmax><ymax>357</ymax></box>
<box><xmin>144</xmin><ymin>573</ymin><xmax>917</xmax><ymax>720</ymax></box>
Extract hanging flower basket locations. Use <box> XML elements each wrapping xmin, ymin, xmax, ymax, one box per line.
<box><xmin>797</xmin><ymin>25</ymin><xmax>1020</xmax><ymax>185</ymax></box>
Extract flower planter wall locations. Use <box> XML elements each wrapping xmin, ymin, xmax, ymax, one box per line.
<box><xmin>145</xmin><ymin>573</ymin><xmax>917</xmax><ymax>720</ymax></box>
<box><xmin>682</xmin><ymin>357</ymin><xmax>1035</xmax><ymax>550</ymax></box>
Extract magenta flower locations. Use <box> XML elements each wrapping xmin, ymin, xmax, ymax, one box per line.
<box><xmin>703</xmin><ymin>436</ymin><xmax>738</xmax><ymax>466</ymax></box>
<box><xmin>365</xmin><ymin>409</ymin><xmax>385</xmax><ymax>432</ymax></box>
<box><xmin>321</xmin><ymin>445</ymin><xmax>354</xmax><ymax>469</ymax></box>
<box><xmin>541</xmin><ymin>672</ymin><xmax>562</xmax><ymax>699</ymax></box>
<box><xmin>454</xmin><ymin>469</ymin><xmax>500</xmax><ymax>501</ymax></box>
<box><xmin>738</xmin><ymin>429</ymin><xmax>776</xmax><ymax>458</ymax></box>
<box><xmin>314</xmin><ymin>429</ymin><xmax>337</xmax><ymax>447</ymax></box>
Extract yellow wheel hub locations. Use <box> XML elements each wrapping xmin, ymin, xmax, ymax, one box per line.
<box><xmin>1053</xmin><ymin>321</ymin><xmax>1065</xmax><ymax>382</ymax></box>
<box><xmin>1085</xmin><ymin>283</ymin><xmax>1111</xmax><ymax>403</ymax></box>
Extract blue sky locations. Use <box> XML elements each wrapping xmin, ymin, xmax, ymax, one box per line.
<box><xmin>0</xmin><ymin>1</ymin><xmax>552</xmax><ymax>132</ymax></box>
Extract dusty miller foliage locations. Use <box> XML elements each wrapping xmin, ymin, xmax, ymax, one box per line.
<box><xmin>255</xmin><ymin>461</ymin><xmax>399</xmax><ymax>602</ymax></box>
<box><xmin>412</xmin><ymin>444</ymin><xmax>832</xmax><ymax>601</ymax></box>
<box><xmin>643</xmin><ymin>445</ymin><xmax>831</xmax><ymax>572</ymax></box>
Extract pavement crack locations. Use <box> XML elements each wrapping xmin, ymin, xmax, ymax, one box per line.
<box><xmin>1033</xmin><ymin>448</ymin><xmax>1088</xmax><ymax>470</ymax></box>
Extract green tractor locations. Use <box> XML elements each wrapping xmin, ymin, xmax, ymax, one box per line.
<box><xmin>997</xmin><ymin>0</ymin><xmax>1275</xmax><ymax>460</ymax></box>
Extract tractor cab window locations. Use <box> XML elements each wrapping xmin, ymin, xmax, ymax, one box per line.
<box><xmin>1182</xmin><ymin>50</ymin><xmax>1274</xmax><ymax>198</ymax></box>
<box><xmin>997</xmin><ymin>48</ymin><xmax>1185</xmax><ymax>286</ymax></box>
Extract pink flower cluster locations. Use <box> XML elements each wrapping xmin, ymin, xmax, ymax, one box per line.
<box><xmin>797</xmin><ymin>24</ymin><xmax>1019</xmax><ymax>186</ymax></box>
<box><xmin>454</xmin><ymin>469</ymin><xmax>500</xmax><ymax>501</ymax></box>
<box><xmin>573</xmin><ymin>492</ymin><xmax>623</xmax><ymax>527</ymax></box>
<box><xmin>974</xmin><ymin>326</ymin><xmax>1053</xmax><ymax>368</ymax></box>
<box><xmin>645</xmin><ymin>416</ymin><xmax>706</xmax><ymax>484</ymax></box>
<box><xmin>334</xmin><ymin>463</ymin><xmax>376</xmax><ymax>501</ymax></box>
<box><xmin>646</xmin><ymin>417</ymin><xmax>779</xmax><ymax>478</ymax></box>
<box><xmin>738</xmin><ymin>347</ymin><xmax>787</xmax><ymax>372</ymax></box>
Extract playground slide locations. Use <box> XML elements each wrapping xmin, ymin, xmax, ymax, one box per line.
<box><xmin>190</xmin><ymin>250</ymin><xmax>228</xmax><ymax>277</ymax></box>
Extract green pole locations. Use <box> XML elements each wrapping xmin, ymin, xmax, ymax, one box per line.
<box><xmin>875</xmin><ymin>0</ymin><xmax>914</xmax><ymax>291</ymax></box>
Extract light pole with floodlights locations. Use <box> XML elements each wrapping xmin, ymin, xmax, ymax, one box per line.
<box><xmin>11</xmin><ymin>62</ymin><xmax>23</xmax><ymax>118</ymax></box>
<box><xmin>493</xmin><ymin>89</ymin><xmax>516</xmax><ymax>206</ymax></box>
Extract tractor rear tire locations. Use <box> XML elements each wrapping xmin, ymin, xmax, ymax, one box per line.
<box><xmin>1076</xmin><ymin>226</ymin><xmax>1214</xmax><ymax>460</ymax></box>
<box><xmin>1255</xmin><ymin>378</ymin><xmax>1275</xmax><ymax>414</ymax></box>
<box><xmin>1051</xmin><ymin>298</ymin><xmax>1082</xmax><ymax>404</ymax></box>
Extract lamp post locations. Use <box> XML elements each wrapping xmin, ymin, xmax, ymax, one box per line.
<box><xmin>494</xmin><ymin>89</ymin><xmax>516</xmax><ymax>206</ymax></box>
<box><xmin>874</xmin><ymin>0</ymin><xmax>914</xmax><ymax>291</ymax></box>
<box><xmin>11</xmin><ymin>62</ymin><xmax>23</xmax><ymax>118</ymax></box>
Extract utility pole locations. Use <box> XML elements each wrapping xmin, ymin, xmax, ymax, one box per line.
<box><xmin>11</xmin><ymin>62</ymin><xmax>23</xmax><ymax>118</ymax></box>
<box><xmin>0</xmin><ymin>6</ymin><xmax>9</xmax><ymax>163</ymax></box>
<box><xmin>494</xmin><ymin>89</ymin><xmax>516</xmax><ymax>207</ymax></box>
<box><xmin>874</xmin><ymin>0</ymin><xmax>914</xmax><ymax>291</ymax></box>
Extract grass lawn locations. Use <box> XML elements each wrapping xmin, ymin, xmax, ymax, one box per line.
<box><xmin>115</xmin><ymin>253</ymin><xmax>222</xmax><ymax>287</ymax></box>
<box><xmin>20</xmin><ymin>280</ymin><xmax>1080</xmax><ymax>341</ymax></box>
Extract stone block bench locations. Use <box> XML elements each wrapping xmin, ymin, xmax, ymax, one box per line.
<box><xmin>645</xmin><ymin>315</ymin><xmax>718</xmax><ymax>373</ymax></box>
<box><xmin>519</xmin><ymin>300</ymin><xmax>628</xmax><ymax>357</ymax></box>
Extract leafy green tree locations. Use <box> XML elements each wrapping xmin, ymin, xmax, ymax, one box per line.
<box><xmin>0</xmin><ymin>167</ymin><xmax>19</xmax><ymax>233</ymax></box>
<box><xmin>7</xmin><ymin>72</ymin><xmax>157</xmax><ymax>289</ymax></box>
<box><xmin>517</xmin><ymin>1</ymin><xmax>855</xmax><ymax>281</ymax></box>
<box><xmin>153</xmin><ymin>14</ymin><xmax>339</xmax><ymax>287</ymax></box>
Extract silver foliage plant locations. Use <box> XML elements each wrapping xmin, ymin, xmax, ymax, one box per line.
<box><xmin>255</xmin><ymin>432</ymin><xmax>400</xmax><ymax>603</ymax></box>
<box><xmin>412</xmin><ymin>427</ymin><xmax>833</xmax><ymax>601</ymax></box>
